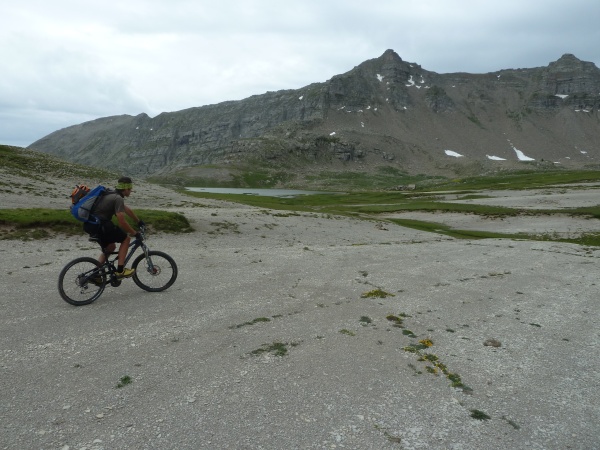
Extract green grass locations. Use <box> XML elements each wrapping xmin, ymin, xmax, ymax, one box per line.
<box><xmin>427</xmin><ymin>170</ymin><xmax>600</xmax><ymax>191</ymax></box>
<box><xmin>183</xmin><ymin>173</ymin><xmax>600</xmax><ymax>246</ymax></box>
<box><xmin>388</xmin><ymin>218</ymin><xmax>527</xmax><ymax>240</ymax></box>
<box><xmin>134</xmin><ymin>209</ymin><xmax>193</xmax><ymax>233</ymax></box>
<box><xmin>0</xmin><ymin>208</ymin><xmax>193</xmax><ymax>239</ymax></box>
<box><xmin>184</xmin><ymin>189</ymin><xmax>518</xmax><ymax>217</ymax></box>
<box><xmin>389</xmin><ymin>218</ymin><xmax>600</xmax><ymax>246</ymax></box>
<box><xmin>0</xmin><ymin>144</ymin><xmax>116</xmax><ymax>181</ymax></box>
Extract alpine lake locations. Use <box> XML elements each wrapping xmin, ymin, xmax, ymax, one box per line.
<box><xmin>185</xmin><ymin>187</ymin><xmax>334</xmax><ymax>198</ymax></box>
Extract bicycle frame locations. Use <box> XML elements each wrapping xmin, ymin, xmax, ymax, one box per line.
<box><xmin>85</xmin><ymin>231</ymin><xmax>153</xmax><ymax>286</ymax></box>
<box><xmin>102</xmin><ymin>236</ymin><xmax>148</xmax><ymax>268</ymax></box>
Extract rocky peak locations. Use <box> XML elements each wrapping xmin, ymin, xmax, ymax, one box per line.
<box><xmin>381</xmin><ymin>49</ymin><xmax>403</xmax><ymax>63</ymax></box>
<box><xmin>548</xmin><ymin>53</ymin><xmax>596</xmax><ymax>72</ymax></box>
<box><xmin>542</xmin><ymin>53</ymin><xmax>600</xmax><ymax>95</ymax></box>
<box><xmin>325</xmin><ymin>49</ymin><xmax>424</xmax><ymax>112</ymax></box>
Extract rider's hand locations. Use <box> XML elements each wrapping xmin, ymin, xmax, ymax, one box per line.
<box><xmin>134</xmin><ymin>232</ymin><xmax>142</xmax><ymax>241</ymax></box>
<box><xmin>138</xmin><ymin>220</ymin><xmax>145</xmax><ymax>228</ymax></box>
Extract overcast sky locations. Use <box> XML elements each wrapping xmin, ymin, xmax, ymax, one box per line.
<box><xmin>2</xmin><ymin>0</ymin><xmax>599</xmax><ymax>148</ymax></box>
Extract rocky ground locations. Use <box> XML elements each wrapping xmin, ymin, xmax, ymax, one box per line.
<box><xmin>1</xmin><ymin>179</ymin><xmax>599</xmax><ymax>449</ymax></box>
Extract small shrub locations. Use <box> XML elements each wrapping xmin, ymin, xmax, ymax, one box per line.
<box><xmin>361</xmin><ymin>289</ymin><xmax>394</xmax><ymax>298</ymax></box>
<box><xmin>470</xmin><ymin>409</ymin><xmax>491</xmax><ymax>421</ymax></box>
<box><xmin>359</xmin><ymin>316</ymin><xmax>373</xmax><ymax>326</ymax></box>
<box><xmin>116</xmin><ymin>375</ymin><xmax>132</xmax><ymax>388</ymax></box>
<box><xmin>251</xmin><ymin>342</ymin><xmax>289</xmax><ymax>357</ymax></box>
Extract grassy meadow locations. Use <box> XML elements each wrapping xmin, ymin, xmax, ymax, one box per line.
<box><xmin>2</xmin><ymin>144</ymin><xmax>600</xmax><ymax>245</ymax></box>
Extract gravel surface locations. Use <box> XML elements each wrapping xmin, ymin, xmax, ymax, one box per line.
<box><xmin>1</xmin><ymin>184</ymin><xmax>599</xmax><ymax>449</ymax></box>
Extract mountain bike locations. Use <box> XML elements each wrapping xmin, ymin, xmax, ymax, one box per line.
<box><xmin>58</xmin><ymin>225</ymin><xmax>177</xmax><ymax>306</ymax></box>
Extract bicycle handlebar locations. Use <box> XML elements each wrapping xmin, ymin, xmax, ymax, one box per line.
<box><xmin>137</xmin><ymin>223</ymin><xmax>146</xmax><ymax>241</ymax></box>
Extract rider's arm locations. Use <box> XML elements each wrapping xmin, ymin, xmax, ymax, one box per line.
<box><xmin>116</xmin><ymin>211</ymin><xmax>138</xmax><ymax>237</ymax></box>
<box><xmin>124</xmin><ymin>205</ymin><xmax>140</xmax><ymax>224</ymax></box>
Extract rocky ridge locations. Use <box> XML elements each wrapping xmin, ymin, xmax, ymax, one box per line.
<box><xmin>29</xmin><ymin>50</ymin><xmax>600</xmax><ymax>181</ymax></box>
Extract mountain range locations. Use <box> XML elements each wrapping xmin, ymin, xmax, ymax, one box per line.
<box><xmin>29</xmin><ymin>50</ymin><xmax>600</xmax><ymax>185</ymax></box>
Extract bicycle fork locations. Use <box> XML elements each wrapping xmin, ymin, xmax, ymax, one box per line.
<box><xmin>138</xmin><ymin>242</ymin><xmax>159</xmax><ymax>275</ymax></box>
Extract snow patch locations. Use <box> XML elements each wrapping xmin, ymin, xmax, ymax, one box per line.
<box><xmin>298</xmin><ymin>95</ymin><xmax>304</xmax><ymax>100</ymax></box>
<box><xmin>512</xmin><ymin>146</ymin><xmax>535</xmax><ymax>161</ymax></box>
<box><xmin>555</xmin><ymin>94</ymin><xmax>568</xmax><ymax>99</ymax></box>
<box><xmin>330</xmin><ymin>132</ymin><xmax>336</xmax><ymax>136</ymax></box>
<box><xmin>377</xmin><ymin>74</ymin><xmax>384</xmax><ymax>82</ymax></box>
<box><xmin>445</xmin><ymin>150</ymin><xmax>464</xmax><ymax>158</ymax></box>
<box><xmin>487</xmin><ymin>155</ymin><xmax>506</xmax><ymax>161</ymax></box>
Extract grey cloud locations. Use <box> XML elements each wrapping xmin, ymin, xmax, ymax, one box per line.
<box><xmin>1</xmin><ymin>0</ymin><xmax>598</xmax><ymax>147</ymax></box>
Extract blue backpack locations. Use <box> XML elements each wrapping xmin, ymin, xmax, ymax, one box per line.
<box><xmin>70</xmin><ymin>185</ymin><xmax>107</xmax><ymax>224</ymax></box>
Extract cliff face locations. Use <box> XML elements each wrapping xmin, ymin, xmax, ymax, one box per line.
<box><xmin>29</xmin><ymin>50</ymin><xmax>600</xmax><ymax>178</ymax></box>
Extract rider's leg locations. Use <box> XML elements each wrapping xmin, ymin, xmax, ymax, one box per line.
<box><xmin>99</xmin><ymin>243</ymin><xmax>116</xmax><ymax>264</ymax></box>
<box><xmin>117</xmin><ymin>236</ymin><xmax>131</xmax><ymax>269</ymax></box>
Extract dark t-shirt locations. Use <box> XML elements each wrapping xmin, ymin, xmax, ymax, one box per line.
<box><xmin>83</xmin><ymin>190</ymin><xmax>128</xmax><ymax>245</ymax></box>
<box><xmin>93</xmin><ymin>190</ymin><xmax>126</xmax><ymax>221</ymax></box>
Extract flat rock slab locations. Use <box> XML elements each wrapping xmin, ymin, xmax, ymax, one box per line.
<box><xmin>1</xmin><ymin>199</ymin><xmax>599</xmax><ymax>449</ymax></box>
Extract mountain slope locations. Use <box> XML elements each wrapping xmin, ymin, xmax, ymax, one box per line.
<box><xmin>29</xmin><ymin>50</ymin><xmax>600</xmax><ymax>182</ymax></box>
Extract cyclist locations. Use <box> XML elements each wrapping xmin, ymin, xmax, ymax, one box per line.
<box><xmin>84</xmin><ymin>176</ymin><xmax>143</xmax><ymax>278</ymax></box>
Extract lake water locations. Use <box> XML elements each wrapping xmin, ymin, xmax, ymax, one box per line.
<box><xmin>185</xmin><ymin>187</ymin><xmax>334</xmax><ymax>198</ymax></box>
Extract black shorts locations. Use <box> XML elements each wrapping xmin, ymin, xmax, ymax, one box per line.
<box><xmin>84</xmin><ymin>220</ymin><xmax>127</xmax><ymax>247</ymax></box>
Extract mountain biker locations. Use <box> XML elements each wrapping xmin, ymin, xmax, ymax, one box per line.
<box><xmin>84</xmin><ymin>176</ymin><xmax>143</xmax><ymax>278</ymax></box>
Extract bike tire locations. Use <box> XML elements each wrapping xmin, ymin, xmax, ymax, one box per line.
<box><xmin>58</xmin><ymin>257</ymin><xmax>106</xmax><ymax>306</ymax></box>
<box><xmin>132</xmin><ymin>250</ymin><xmax>178</xmax><ymax>292</ymax></box>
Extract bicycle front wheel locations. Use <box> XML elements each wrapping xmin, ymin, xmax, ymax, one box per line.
<box><xmin>132</xmin><ymin>250</ymin><xmax>178</xmax><ymax>292</ymax></box>
<box><xmin>58</xmin><ymin>257</ymin><xmax>106</xmax><ymax>306</ymax></box>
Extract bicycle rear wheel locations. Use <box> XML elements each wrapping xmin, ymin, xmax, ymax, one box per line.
<box><xmin>58</xmin><ymin>257</ymin><xmax>106</xmax><ymax>306</ymax></box>
<box><xmin>132</xmin><ymin>250</ymin><xmax>177</xmax><ymax>292</ymax></box>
